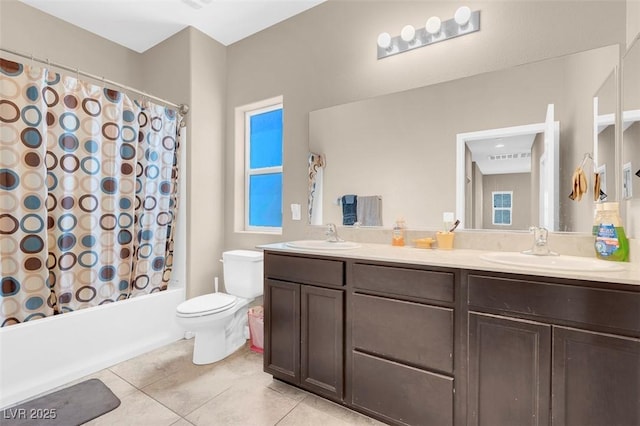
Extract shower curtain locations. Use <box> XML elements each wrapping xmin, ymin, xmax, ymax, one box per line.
<box><xmin>0</xmin><ymin>58</ymin><xmax>181</xmax><ymax>326</ymax></box>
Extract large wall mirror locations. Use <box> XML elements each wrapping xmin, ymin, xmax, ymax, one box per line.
<box><xmin>309</xmin><ymin>44</ymin><xmax>619</xmax><ymax>233</ymax></box>
<box><xmin>622</xmin><ymin>35</ymin><xmax>640</xmax><ymax>238</ymax></box>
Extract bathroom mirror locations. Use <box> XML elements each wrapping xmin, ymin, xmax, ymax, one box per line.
<box><xmin>621</xmin><ymin>35</ymin><xmax>640</xmax><ymax>239</ymax></box>
<box><xmin>309</xmin><ymin>45</ymin><xmax>619</xmax><ymax>232</ymax></box>
<box><xmin>593</xmin><ymin>69</ymin><xmax>617</xmax><ymax>202</ymax></box>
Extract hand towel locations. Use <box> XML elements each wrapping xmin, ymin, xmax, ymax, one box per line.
<box><xmin>341</xmin><ymin>194</ymin><xmax>357</xmax><ymax>225</ymax></box>
<box><xmin>356</xmin><ymin>195</ymin><xmax>382</xmax><ymax>226</ymax></box>
<box><xmin>568</xmin><ymin>167</ymin><xmax>587</xmax><ymax>201</ymax></box>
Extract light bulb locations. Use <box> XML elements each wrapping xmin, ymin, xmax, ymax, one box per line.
<box><xmin>425</xmin><ymin>16</ymin><xmax>442</xmax><ymax>35</ymax></box>
<box><xmin>377</xmin><ymin>32</ymin><xmax>392</xmax><ymax>49</ymax></box>
<box><xmin>455</xmin><ymin>6</ymin><xmax>471</xmax><ymax>27</ymax></box>
<box><xmin>400</xmin><ymin>25</ymin><xmax>416</xmax><ymax>42</ymax></box>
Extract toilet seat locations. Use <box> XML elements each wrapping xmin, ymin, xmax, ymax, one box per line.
<box><xmin>176</xmin><ymin>293</ymin><xmax>238</xmax><ymax>318</ymax></box>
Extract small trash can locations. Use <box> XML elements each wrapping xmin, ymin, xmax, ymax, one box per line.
<box><xmin>248</xmin><ymin>306</ymin><xmax>264</xmax><ymax>353</ymax></box>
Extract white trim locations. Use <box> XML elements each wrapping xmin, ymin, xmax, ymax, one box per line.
<box><xmin>240</xmin><ymin>99</ymin><xmax>283</xmax><ymax>233</ymax></box>
<box><xmin>622</xmin><ymin>109</ymin><xmax>640</xmax><ymax>131</ymax></box>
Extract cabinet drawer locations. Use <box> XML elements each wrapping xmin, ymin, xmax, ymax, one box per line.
<box><xmin>352</xmin><ymin>351</ymin><xmax>453</xmax><ymax>426</ymax></box>
<box><xmin>353</xmin><ymin>263</ymin><xmax>454</xmax><ymax>303</ymax></box>
<box><xmin>265</xmin><ymin>253</ymin><xmax>344</xmax><ymax>287</ymax></box>
<box><xmin>468</xmin><ymin>274</ymin><xmax>640</xmax><ymax>335</ymax></box>
<box><xmin>352</xmin><ymin>293</ymin><xmax>453</xmax><ymax>373</ymax></box>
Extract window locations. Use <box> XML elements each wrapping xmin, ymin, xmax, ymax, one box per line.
<box><xmin>244</xmin><ymin>102</ymin><xmax>283</xmax><ymax>232</ymax></box>
<box><xmin>492</xmin><ymin>191</ymin><xmax>512</xmax><ymax>226</ymax></box>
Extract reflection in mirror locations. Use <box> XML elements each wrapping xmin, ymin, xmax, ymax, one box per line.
<box><xmin>622</xmin><ymin>36</ymin><xmax>640</xmax><ymax>238</ymax></box>
<box><xmin>593</xmin><ymin>69</ymin><xmax>617</xmax><ymax>202</ymax></box>
<box><xmin>456</xmin><ymin>104</ymin><xmax>558</xmax><ymax>231</ymax></box>
<box><xmin>309</xmin><ymin>45</ymin><xmax>619</xmax><ymax>233</ymax></box>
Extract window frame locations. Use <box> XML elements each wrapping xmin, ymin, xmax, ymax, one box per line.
<box><xmin>492</xmin><ymin>190</ymin><xmax>513</xmax><ymax>226</ymax></box>
<box><xmin>244</xmin><ymin>102</ymin><xmax>283</xmax><ymax>233</ymax></box>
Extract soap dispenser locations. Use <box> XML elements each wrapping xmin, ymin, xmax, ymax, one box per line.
<box><xmin>392</xmin><ymin>218</ymin><xmax>406</xmax><ymax>246</ymax></box>
<box><xmin>594</xmin><ymin>202</ymin><xmax>629</xmax><ymax>262</ymax></box>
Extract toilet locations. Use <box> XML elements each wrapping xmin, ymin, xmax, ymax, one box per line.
<box><xmin>176</xmin><ymin>249</ymin><xmax>263</xmax><ymax>365</ymax></box>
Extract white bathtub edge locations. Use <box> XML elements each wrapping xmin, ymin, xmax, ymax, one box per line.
<box><xmin>0</xmin><ymin>288</ymin><xmax>185</xmax><ymax>409</ymax></box>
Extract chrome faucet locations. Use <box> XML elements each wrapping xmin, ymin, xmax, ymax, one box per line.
<box><xmin>325</xmin><ymin>223</ymin><xmax>344</xmax><ymax>242</ymax></box>
<box><xmin>523</xmin><ymin>226</ymin><xmax>558</xmax><ymax>256</ymax></box>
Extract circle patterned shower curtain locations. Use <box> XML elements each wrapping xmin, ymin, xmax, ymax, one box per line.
<box><xmin>0</xmin><ymin>58</ymin><xmax>181</xmax><ymax>327</ymax></box>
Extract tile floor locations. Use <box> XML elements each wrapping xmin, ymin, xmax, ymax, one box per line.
<box><xmin>61</xmin><ymin>339</ymin><xmax>384</xmax><ymax>426</ymax></box>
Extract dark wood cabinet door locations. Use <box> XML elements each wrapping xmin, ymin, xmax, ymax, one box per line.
<box><xmin>552</xmin><ymin>326</ymin><xmax>640</xmax><ymax>426</ymax></box>
<box><xmin>264</xmin><ymin>279</ymin><xmax>300</xmax><ymax>383</ymax></box>
<box><xmin>301</xmin><ymin>285</ymin><xmax>344</xmax><ymax>400</ymax></box>
<box><xmin>468</xmin><ymin>313</ymin><xmax>551</xmax><ymax>426</ymax></box>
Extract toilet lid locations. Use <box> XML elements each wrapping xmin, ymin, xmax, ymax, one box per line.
<box><xmin>177</xmin><ymin>293</ymin><xmax>237</xmax><ymax>316</ymax></box>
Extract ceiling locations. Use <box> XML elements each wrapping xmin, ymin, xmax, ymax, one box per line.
<box><xmin>19</xmin><ymin>0</ymin><xmax>326</xmax><ymax>53</ymax></box>
<box><xmin>466</xmin><ymin>133</ymin><xmax>537</xmax><ymax>175</ymax></box>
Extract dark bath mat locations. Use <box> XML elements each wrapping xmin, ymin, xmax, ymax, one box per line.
<box><xmin>1</xmin><ymin>378</ymin><xmax>120</xmax><ymax>426</ymax></box>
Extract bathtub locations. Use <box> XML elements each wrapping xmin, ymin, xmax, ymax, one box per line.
<box><xmin>0</xmin><ymin>286</ymin><xmax>186</xmax><ymax>408</ymax></box>
<box><xmin>1</xmin><ymin>129</ymin><xmax>189</xmax><ymax>409</ymax></box>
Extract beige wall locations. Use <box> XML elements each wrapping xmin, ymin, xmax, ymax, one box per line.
<box><xmin>0</xmin><ymin>0</ymin><xmax>142</xmax><ymax>87</ymax></box>
<box><xmin>225</xmin><ymin>0</ymin><xmax>626</xmax><ymax>250</ymax></box>
<box><xmin>186</xmin><ymin>29</ymin><xmax>227</xmax><ymax>297</ymax></box>
<box><xmin>481</xmin><ymin>173</ymin><xmax>532</xmax><ymax>230</ymax></box>
<box><xmin>628</xmin><ymin>0</ymin><xmax>640</xmax><ymax>47</ymax></box>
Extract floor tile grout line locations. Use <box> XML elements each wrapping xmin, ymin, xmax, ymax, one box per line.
<box><xmin>137</xmin><ymin>386</ymin><xmax>185</xmax><ymax>420</ymax></box>
<box><xmin>105</xmin><ymin>366</ymin><xmax>185</xmax><ymax>422</ymax></box>
<box><xmin>273</xmin><ymin>397</ymin><xmax>305</xmax><ymax>426</ymax></box>
<box><xmin>183</xmin><ymin>386</ymin><xmax>235</xmax><ymax>421</ymax></box>
<box><xmin>155</xmin><ymin>382</ymin><xmax>236</xmax><ymax>420</ymax></box>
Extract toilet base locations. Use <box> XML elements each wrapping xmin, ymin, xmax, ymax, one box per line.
<box><xmin>189</xmin><ymin>303</ymin><xmax>250</xmax><ymax>365</ymax></box>
<box><xmin>193</xmin><ymin>327</ymin><xmax>226</xmax><ymax>365</ymax></box>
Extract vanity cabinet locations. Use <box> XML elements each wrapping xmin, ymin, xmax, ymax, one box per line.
<box><xmin>263</xmin><ymin>253</ymin><xmax>345</xmax><ymax>401</ymax></box>
<box><xmin>263</xmin><ymin>249</ymin><xmax>640</xmax><ymax>426</ymax></box>
<box><xmin>349</xmin><ymin>262</ymin><xmax>456</xmax><ymax>426</ymax></box>
<box><xmin>467</xmin><ymin>272</ymin><xmax>640</xmax><ymax>426</ymax></box>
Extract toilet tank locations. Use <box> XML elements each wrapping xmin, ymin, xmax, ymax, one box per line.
<box><xmin>222</xmin><ymin>250</ymin><xmax>264</xmax><ymax>299</ymax></box>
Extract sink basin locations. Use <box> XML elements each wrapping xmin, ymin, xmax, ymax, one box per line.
<box><xmin>285</xmin><ymin>240</ymin><xmax>361</xmax><ymax>250</ymax></box>
<box><xmin>480</xmin><ymin>252</ymin><xmax>625</xmax><ymax>272</ymax></box>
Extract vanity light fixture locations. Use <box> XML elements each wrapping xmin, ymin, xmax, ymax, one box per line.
<box><xmin>377</xmin><ymin>6</ymin><xmax>480</xmax><ymax>59</ymax></box>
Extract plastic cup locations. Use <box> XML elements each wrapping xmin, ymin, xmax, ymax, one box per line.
<box><xmin>436</xmin><ymin>232</ymin><xmax>455</xmax><ymax>250</ymax></box>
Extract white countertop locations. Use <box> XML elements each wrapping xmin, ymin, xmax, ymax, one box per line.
<box><xmin>259</xmin><ymin>242</ymin><xmax>640</xmax><ymax>286</ymax></box>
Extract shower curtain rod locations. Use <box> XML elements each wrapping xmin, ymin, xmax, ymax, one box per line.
<box><xmin>1</xmin><ymin>47</ymin><xmax>189</xmax><ymax>115</ymax></box>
